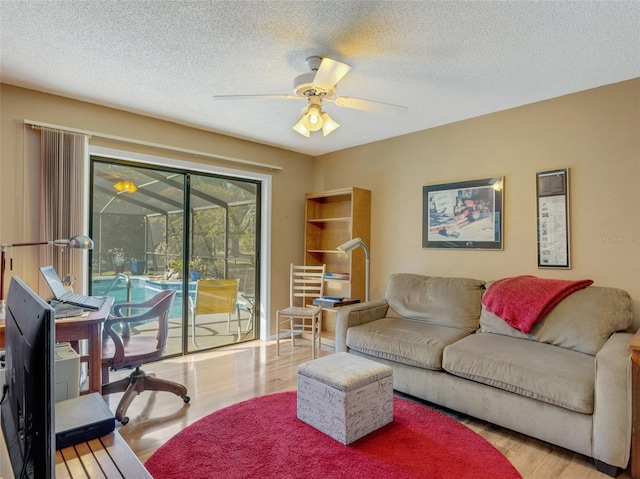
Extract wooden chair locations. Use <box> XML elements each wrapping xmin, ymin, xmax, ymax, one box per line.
<box><xmin>101</xmin><ymin>289</ymin><xmax>190</xmax><ymax>424</ymax></box>
<box><xmin>189</xmin><ymin>279</ymin><xmax>241</xmax><ymax>347</ymax></box>
<box><xmin>276</xmin><ymin>264</ymin><xmax>326</xmax><ymax>358</ymax></box>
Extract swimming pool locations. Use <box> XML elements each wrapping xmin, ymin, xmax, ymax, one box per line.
<box><xmin>92</xmin><ymin>276</ymin><xmax>250</xmax><ymax>319</ymax></box>
<box><xmin>92</xmin><ymin>277</ymin><xmax>189</xmax><ymax>318</ymax></box>
<box><xmin>92</xmin><ymin>276</ymin><xmax>254</xmax><ymax>353</ymax></box>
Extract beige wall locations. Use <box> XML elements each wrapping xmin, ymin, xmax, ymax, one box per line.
<box><xmin>0</xmin><ymin>84</ymin><xmax>315</xmax><ymax>334</ymax></box>
<box><xmin>314</xmin><ymin>79</ymin><xmax>640</xmax><ymax>330</ymax></box>
<box><xmin>2</xmin><ymin>80</ymin><xmax>639</xmax><ymax>335</ymax></box>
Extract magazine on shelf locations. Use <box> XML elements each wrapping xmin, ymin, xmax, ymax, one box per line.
<box><xmin>325</xmin><ymin>272</ymin><xmax>350</xmax><ymax>280</ymax></box>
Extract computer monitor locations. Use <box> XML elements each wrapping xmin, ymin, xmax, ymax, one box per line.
<box><xmin>1</xmin><ymin>277</ymin><xmax>55</xmax><ymax>478</ymax></box>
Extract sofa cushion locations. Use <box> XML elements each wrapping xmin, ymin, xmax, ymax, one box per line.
<box><xmin>346</xmin><ymin>317</ymin><xmax>470</xmax><ymax>370</ymax></box>
<box><xmin>479</xmin><ymin>285</ymin><xmax>633</xmax><ymax>356</ymax></box>
<box><xmin>443</xmin><ymin>333</ymin><xmax>595</xmax><ymax>414</ymax></box>
<box><xmin>481</xmin><ymin>275</ymin><xmax>593</xmax><ymax>333</ymax></box>
<box><xmin>385</xmin><ymin>273</ymin><xmax>485</xmax><ymax>333</ymax></box>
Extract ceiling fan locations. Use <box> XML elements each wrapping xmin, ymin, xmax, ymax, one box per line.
<box><xmin>214</xmin><ymin>56</ymin><xmax>407</xmax><ymax>137</ymax></box>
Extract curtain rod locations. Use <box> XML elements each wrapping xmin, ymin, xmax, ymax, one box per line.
<box><xmin>23</xmin><ymin>119</ymin><xmax>283</xmax><ymax>171</ymax></box>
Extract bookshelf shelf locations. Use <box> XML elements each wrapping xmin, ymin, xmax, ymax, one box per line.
<box><xmin>304</xmin><ymin>187</ymin><xmax>371</xmax><ymax>346</ymax></box>
<box><xmin>307</xmin><ymin>217</ymin><xmax>351</xmax><ymax>223</ymax></box>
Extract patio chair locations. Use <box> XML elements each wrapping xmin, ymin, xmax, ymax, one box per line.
<box><xmin>101</xmin><ymin>289</ymin><xmax>190</xmax><ymax>424</ymax></box>
<box><xmin>276</xmin><ymin>263</ymin><xmax>326</xmax><ymax>358</ymax></box>
<box><xmin>189</xmin><ymin>279</ymin><xmax>241</xmax><ymax>347</ymax></box>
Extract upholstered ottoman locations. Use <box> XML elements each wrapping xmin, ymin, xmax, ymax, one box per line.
<box><xmin>296</xmin><ymin>352</ymin><xmax>393</xmax><ymax>444</ymax></box>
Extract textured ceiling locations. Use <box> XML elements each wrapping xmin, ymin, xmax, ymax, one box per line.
<box><xmin>1</xmin><ymin>1</ymin><xmax>639</xmax><ymax>157</ymax></box>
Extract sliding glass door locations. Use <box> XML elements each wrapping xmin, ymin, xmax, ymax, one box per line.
<box><xmin>90</xmin><ymin>158</ymin><xmax>260</xmax><ymax>357</ymax></box>
<box><xmin>186</xmin><ymin>173</ymin><xmax>259</xmax><ymax>352</ymax></box>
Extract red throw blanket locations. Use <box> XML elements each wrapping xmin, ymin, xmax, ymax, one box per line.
<box><xmin>482</xmin><ymin>275</ymin><xmax>593</xmax><ymax>333</ymax></box>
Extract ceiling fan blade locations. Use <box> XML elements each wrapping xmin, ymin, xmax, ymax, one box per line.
<box><xmin>312</xmin><ymin>58</ymin><xmax>351</xmax><ymax>91</ymax></box>
<box><xmin>214</xmin><ymin>94</ymin><xmax>300</xmax><ymax>100</ymax></box>
<box><xmin>328</xmin><ymin>96</ymin><xmax>408</xmax><ymax>114</ymax></box>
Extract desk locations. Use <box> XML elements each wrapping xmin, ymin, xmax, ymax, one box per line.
<box><xmin>55</xmin><ymin>430</ymin><xmax>151</xmax><ymax>479</ymax></box>
<box><xmin>0</xmin><ymin>297</ymin><xmax>113</xmax><ymax>395</ymax></box>
<box><xmin>630</xmin><ymin>329</ymin><xmax>640</xmax><ymax>479</ymax></box>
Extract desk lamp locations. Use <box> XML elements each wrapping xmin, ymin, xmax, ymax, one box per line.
<box><xmin>0</xmin><ymin>234</ymin><xmax>94</xmax><ymax>305</ymax></box>
<box><xmin>337</xmin><ymin>237</ymin><xmax>370</xmax><ymax>302</ymax></box>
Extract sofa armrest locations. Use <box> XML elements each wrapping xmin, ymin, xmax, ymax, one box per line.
<box><xmin>593</xmin><ymin>331</ymin><xmax>634</xmax><ymax>468</ymax></box>
<box><xmin>334</xmin><ymin>299</ymin><xmax>389</xmax><ymax>353</ymax></box>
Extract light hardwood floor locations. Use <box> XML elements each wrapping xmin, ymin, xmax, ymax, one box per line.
<box><xmin>105</xmin><ymin>340</ymin><xmax>631</xmax><ymax>479</ymax></box>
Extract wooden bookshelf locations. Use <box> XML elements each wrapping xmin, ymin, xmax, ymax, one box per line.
<box><xmin>304</xmin><ymin>187</ymin><xmax>371</xmax><ymax>346</ymax></box>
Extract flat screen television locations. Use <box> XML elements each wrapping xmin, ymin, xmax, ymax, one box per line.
<box><xmin>1</xmin><ymin>276</ymin><xmax>55</xmax><ymax>478</ymax></box>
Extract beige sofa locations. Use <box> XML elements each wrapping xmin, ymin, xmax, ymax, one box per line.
<box><xmin>334</xmin><ymin>273</ymin><xmax>635</xmax><ymax>477</ymax></box>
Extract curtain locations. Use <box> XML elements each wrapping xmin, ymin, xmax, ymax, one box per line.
<box><xmin>39</xmin><ymin>128</ymin><xmax>89</xmax><ymax>293</ymax></box>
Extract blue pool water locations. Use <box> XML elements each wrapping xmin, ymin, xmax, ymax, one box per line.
<box><xmin>92</xmin><ymin>277</ymin><xmax>189</xmax><ymax>318</ymax></box>
<box><xmin>92</xmin><ymin>276</ymin><xmax>250</xmax><ymax>322</ymax></box>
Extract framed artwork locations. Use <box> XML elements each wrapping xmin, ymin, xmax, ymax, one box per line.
<box><xmin>422</xmin><ymin>177</ymin><xmax>504</xmax><ymax>249</ymax></box>
<box><xmin>536</xmin><ymin>168</ymin><xmax>570</xmax><ymax>268</ymax></box>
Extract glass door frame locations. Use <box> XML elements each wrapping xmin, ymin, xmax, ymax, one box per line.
<box><xmin>89</xmin><ymin>145</ymin><xmax>271</xmax><ymax>353</ymax></box>
<box><xmin>184</xmin><ymin>170</ymin><xmax>262</xmax><ymax>352</ymax></box>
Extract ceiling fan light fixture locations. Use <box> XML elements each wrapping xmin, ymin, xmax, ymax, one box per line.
<box><xmin>293</xmin><ymin>109</ymin><xmax>311</xmax><ymax>137</ymax></box>
<box><xmin>302</xmin><ymin>104</ymin><xmax>323</xmax><ymax>131</ymax></box>
<box><xmin>293</xmin><ymin>94</ymin><xmax>343</xmax><ymax>138</ymax></box>
<box><xmin>320</xmin><ymin>111</ymin><xmax>339</xmax><ymax>136</ymax></box>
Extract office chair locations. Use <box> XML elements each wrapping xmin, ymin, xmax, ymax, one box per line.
<box><xmin>276</xmin><ymin>263</ymin><xmax>326</xmax><ymax>358</ymax></box>
<box><xmin>101</xmin><ymin>289</ymin><xmax>190</xmax><ymax>424</ymax></box>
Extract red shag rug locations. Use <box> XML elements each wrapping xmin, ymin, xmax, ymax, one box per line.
<box><xmin>145</xmin><ymin>391</ymin><xmax>522</xmax><ymax>479</ymax></box>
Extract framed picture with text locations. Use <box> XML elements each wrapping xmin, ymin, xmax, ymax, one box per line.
<box><xmin>536</xmin><ymin>168</ymin><xmax>570</xmax><ymax>268</ymax></box>
<box><xmin>422</xmin><ymin>177</ymin><xmax>504</xmax><ymax>250</ymax></box>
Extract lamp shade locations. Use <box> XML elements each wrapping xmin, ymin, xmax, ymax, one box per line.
<box><xmin>337</xmin><ymin>237</ymin><xmax>364</xmax><ymax>253</ymax></box>
<box><xmin>293</xmin><ymin>110</ymin><xmax>311</xmax><ymax>137</ymax></box>
<box><xmin>321</xmin><ymin>112</ymin><xmax>339</xmax><ymax>136</ymax></box>
<box><xmin>66</xmin><ymin>234</ymin><xmax>94</xmax><ymax>249</ymax></box>
<box><xmin>336</xmin><ymin>237</ymin><xmax>370</xmax><ymax>302</ymax></box>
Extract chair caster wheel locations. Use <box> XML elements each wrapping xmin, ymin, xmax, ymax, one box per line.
<box><xmin>183</xmin><ymin>396</ymin><xmax>190</xmax><ymax>403</ymax></box>
<box><xmin>120</xmin><ymin>417</ymin><xmax>130</xmax><ymax>425</ymax></box>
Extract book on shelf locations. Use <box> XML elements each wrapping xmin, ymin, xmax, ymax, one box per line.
<box><xmin>312</xmin><ymin>297</ymin><xmax>361</xmax><ymax>307</ymax></box>
<box><xmin>325</xmin><ymin>272</ymin><xmax>350</xmax><ymax>280</ymax></box>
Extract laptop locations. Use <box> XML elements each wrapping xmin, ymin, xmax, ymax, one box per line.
<box><xmin>40</xmin><ymin>265</ymin><xmax>105</xmax><ymax>311</ymax></box>
<box><xmin>49</xmin><ymin>301</ymin><xmax>84</xmax><ymax>318</ymax></box>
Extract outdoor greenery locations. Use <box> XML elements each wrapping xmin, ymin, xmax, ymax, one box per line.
<box><xmin>92</xmin><ymin>164</ymin><xmax>256</xmax><ymax>280</ymax></box>
<box><xmin>150</xmin><ymin>198</ymin><xmax>255</xmax><ymax>279</ymax></box>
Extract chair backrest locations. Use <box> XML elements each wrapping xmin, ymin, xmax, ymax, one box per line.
<box><xmin>194</xmin><ymin>279</ymin><xmax>240</xmax><ymax>316</ymax></box>
<box><xmin>289</xmin><ymin>264</ymin><xmax>326</xmax><ymax>308</ymax></box>
<box><xmin>103</xmin><ymin>289</ymin><xmax>176</xmax><ymax>370</ymax></box>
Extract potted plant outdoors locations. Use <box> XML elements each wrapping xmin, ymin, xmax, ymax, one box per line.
<box><xmin>130</xmin><ymin>257</ymin><xmax>146</xmax><ymax>275</ymax></box>
<box><xmin>189</xmin><ymin>256</ymin><xmax>208</xmax><ymax>281</ymax></box>
<box><xmin>109</xmin><ymin>247</ymin><xmax>127</xmax><ymax>274</ymax></box>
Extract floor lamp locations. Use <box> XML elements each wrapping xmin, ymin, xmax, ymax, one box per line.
<box><xmin>337</xmin><ymin>237</ymin><xmax>370</xmax><ymax>302</ymax></box>
<box><xmin>0</xmin><ymin>234</ymin><xmax>94</xmax><ymax>309</ymax></box>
